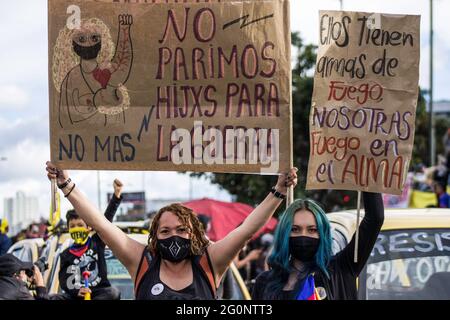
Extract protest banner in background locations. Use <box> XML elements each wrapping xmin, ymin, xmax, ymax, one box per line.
<box><xmin>306</xmin><ymin>11</ymin><xmax>420</xmax><ymax>195</ymax></box>
<box><xmin>49</xmin><ymin>0</ymin><xmax>292</xmax><ymax>174</ymax></box>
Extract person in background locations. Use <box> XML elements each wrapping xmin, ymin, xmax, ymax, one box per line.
<box><xmin>0</xmin><ymin>253</ymin><xmax>48</xmax><ymax>300</ymax></box>
<box><xmin>11</xmin><ymin>230</ymin><xmax>27</xmax><ymax>244</ymax></box>
<box><xmin>434</xmin><ymin>181</ymin><xmax>450</xmax><ymax>208</ymax></box>
<box><xmin>52</xmin><ymin>179</ymin><xmax>123</xmax><ymax>300</ymax></box>
<box><xmin>197</xmin><ymin>214</ymin><xmax>211</xmax><ymax>239</ymax></box>
<box><xmin>236</xmin><ymin>233</ymin><xmax>274</xmax><ymax>292</ymax></box>
<box><xmin>443</xmin><ymin>128</ymin><xmax>450</xmax><ymax>177</ymax></box>
<box><xmin>256</xmin><ymin>233</ymin><xmax>274</xmax><ymax>273</ymax></box>
<box><xmin>234</xmin><ymin>246</ymin><xmax>262</xmax><ymax>283</ymax></box>
<box><xmin>26</xmin><ymin>224</ymin><xmax>41</xmax><ymax>239</ymax></box>
<box><xmin>0</xmin><ymin>218</ymin><xmax>12</xmax><ymax>256</ymax></box>
<box><xmin>433</xmin><ymin>155</ymin><xmax>449</xmax><ymax>190</ymax></box>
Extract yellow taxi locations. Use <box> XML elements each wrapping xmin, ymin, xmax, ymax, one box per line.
<box><xmin>328</xmin><ymin>208</ymin><xmax>450</xmax><ymax>300</ymax></box>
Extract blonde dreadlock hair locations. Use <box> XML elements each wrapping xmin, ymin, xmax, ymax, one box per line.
<box><xmin>148</xmin><ymin>204</ymin><xmax>210</xmax><ymax>256</ymax></box>
<box><xmin>52</xmin><ymin>18</ymin><xmax>115</xmax><ymax>92</ymax></box>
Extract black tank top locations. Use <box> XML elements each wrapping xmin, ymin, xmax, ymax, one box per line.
<box><xmin>134</xmin><ymin>249</ymin><xmax>216</xmax><ymax>300</ymax></box>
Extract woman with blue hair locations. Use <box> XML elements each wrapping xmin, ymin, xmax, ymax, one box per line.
<box><xmin>252</xmin><ymin>192</ymin><xmax>384</xmax><ymax>300</ymax></box>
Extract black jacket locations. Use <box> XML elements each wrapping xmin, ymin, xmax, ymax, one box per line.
<box><xmin>252</xmin><ymin>192</ymin><xmax>384</xmax><ymax>300</ymax></box>
<box><xmin>0</xmin><ymin>277</ymin><xmax>48</xmax><ymax>300</ymax></box>
<box><xmin>0</xmin><ymin>253</ymin><xmax>48</xmax><ymax>300</ymax></box>
<box><xmin>0</xmin><ymin>234</ymin><xmax>12</xmax><ymax>255</ymax></box>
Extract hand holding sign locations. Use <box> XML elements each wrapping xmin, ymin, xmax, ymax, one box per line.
<box><xmin>275</xmin><ymin>167</ymin><xmax>299</xmax><ymax>195</ymax></box>
<box><xmin>49</xmin><ymin>0</ymin><xmax>292</xmax><ymax>174</ymax></box>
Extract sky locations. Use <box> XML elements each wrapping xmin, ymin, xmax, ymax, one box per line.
<box><xmin>0</xmin><ymin>0</ymin><xmax>448</xmax><ymax>221</ymax></box>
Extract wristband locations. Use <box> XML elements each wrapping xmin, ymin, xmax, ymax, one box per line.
<box><xmin>57</xmin><ymin>178</ymin><xmax>72</xmax><ymax>189</ymax></box>
<box><xmin>64</xmin><ymin>183</ymin><xmax>76</xmax><ymax>198</ymax></box>
<box><xmin>271</xmin><ymin>187</ymin><xmax>286</xmax><ymax>200</ymax></box>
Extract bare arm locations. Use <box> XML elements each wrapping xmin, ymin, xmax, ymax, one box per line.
<box><xmin>46</xmin><ymin>162</ymin><xmax>145</xmax><ymax>280</ymax></box>
<box><xmin>233</xmin><ymin>249</ymin><xmax>262</xmax><ymax>269</ymax></box>
<box><xmin>208</xmin><ymin>168</ymin><xmax>298</xmax><ymax>283</ymax></box>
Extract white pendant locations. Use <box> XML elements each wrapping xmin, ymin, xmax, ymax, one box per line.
<box><xmin>151</xmin><ymin>283</ymin><xmax>164</xmax><ymax>296</ymax></box>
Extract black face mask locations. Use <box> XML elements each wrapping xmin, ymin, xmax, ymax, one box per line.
<box><xmin>72</xmin><ymin>41</ymin><xmax>101</xmax><ymax>60</ymax></box>
<box><xmin>289</xmin><ymin>236</ymin><xmax>319</xmax><ymax>262</ymax></box>
<box><xmin>157</xmin><ymin>236</ymin><xmax>191</xmax><ymax>263</ymax></box>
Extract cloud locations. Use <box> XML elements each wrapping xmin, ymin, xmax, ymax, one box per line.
<box><xmin>291</xmin><ymin>0</ymin><xmax>450</xmax><ymax>100</ymax></box>
<box><xmin>0</xmin><ymin>1</ymin><xmax>48</xmax><ymax>86</ymax></box>
<box><xmin>72</xmin><ymin>170</ymin><xmax>232</xmax><ymax>213</ymax></box>
<box><xmin>0</xmin><ymin>134</ymin><xmax>231</xmax><ymax>221</ymax></box>
<box><xmin>0</xmin><ymin>169</ymin><xmax>232</xmax><ymax>223</ymax></box>
<box><xmin>0</xmin><ymin>139</ymin><xmax>50</xmax><ymax>181</ymax></box>
<box><xmin>434</xmin><ymin>0</ymin><xmax>450</xmax><ymax>50</ymax></box>
<box><xmin>0</xmin><ymin>85</ymin><xmax>30</xmax><ymax>108</ymax></box>
<box><xmin>0</xmin><ymin>115</ymin><xmax>49</xmax><ymax>151</ymax></box>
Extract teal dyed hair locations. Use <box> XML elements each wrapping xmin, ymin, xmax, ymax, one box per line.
<box><xmin>266</xmin><ymin>199</ymin><xmax>332</xmax><ymax>295</ymax></box>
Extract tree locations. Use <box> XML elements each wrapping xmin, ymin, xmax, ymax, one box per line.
<box><xmin>408</xmin><ymin>92</ymin><xmax>450</xmax><ymax>168</ymax></box>
<box><xmin>411</xmin><ymin>89</ymin><xmax>430</xmax><ymax>167</ymax></box>
<box><xmin>191</xmin><ymin>32</ymin><xmax>317</xmax><ymax>210</ymax></box>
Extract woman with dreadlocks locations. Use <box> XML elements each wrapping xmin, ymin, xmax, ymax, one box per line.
<box><xmin>46</xmin><ymin>161</ymin><xmax>298</xmax><ymax>300</ymax></box>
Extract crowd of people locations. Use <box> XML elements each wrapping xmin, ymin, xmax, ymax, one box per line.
<box><xmin>0</xmin><ymin>178</ymin><xmax>125</xmax><ymax>300</ymax></box>
<box><xmin>0</xmin><ymin>162</ymin><xmax>386</xmax><ymax>300</ymax></box>
<box><xmin>387</xmin><ymin>129</ymin><xmax>450</xmax><ymax>209</ymax></box>
<box><xmin>433</xmin><ymin>129</ymin><xmax>450</xmax><ymax>208</ymax></box>
<box><xmin>2</xmin><ymin>134</ymin><xmax>449</xmax><ymax>300</ymax></box>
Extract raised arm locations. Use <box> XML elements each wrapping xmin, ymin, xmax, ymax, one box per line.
<box><xmin>335</xmin><ymin>192</ymin><xmax>385</xmax><ymax>277</ymax></box>
<box><xmin>108</xmin><ymin>14</ymin><xmax>133</xmax><ymax>87</ymax></box>
<box><xmin>233</xmin><ymin>248</ymin><xmax>262</xmax><ymax>269</ymax></box>
<box><xmin>208</xmin><ymin>168</ymin><xmax>298</xmax><ymax>283</ymax></box>
<box><xmin>46</xmin><ymin>162</ymin><xmax>145</xmax><ymax>280</ymax></box>
<box><xmin>104</xmin><ymin>179</ymin><xmax>123</xmax><ymax>222</ymax></box>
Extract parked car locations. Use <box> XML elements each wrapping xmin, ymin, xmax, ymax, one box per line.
<box><xmin>329</xmin><ymin>208</ymin><xmax>450</xmax><ymax>300</ymax></box>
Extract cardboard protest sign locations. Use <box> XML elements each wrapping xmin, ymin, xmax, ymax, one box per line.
<box><xmin>306</xmin><ymin>11</ymin><xmax>420</xmax><ymax>195</ymax></box>
<box><xmin>48</xmin><ymin>0</ymin><xmax>292</xmax><ymax>174</ymax></box>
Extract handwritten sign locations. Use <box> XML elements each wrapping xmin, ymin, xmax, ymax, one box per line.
<box><xmin>306</xmin><ymin>11</ymin><xmax>420</xmax><ymax>195</ymax></box>
<box><xmin>49</xmin><ymin>0</ymin><xmax>292</xmax><ymax>174</ymax></box>
<box><xmin>367</xmin><ymin>229</ymin><xmax>450</xmax><ymax>294</ymax></box>
<box><xmin>371</xmin><ymin>230</ymin><xmax>450</xmax><ymax>261</ymax></box>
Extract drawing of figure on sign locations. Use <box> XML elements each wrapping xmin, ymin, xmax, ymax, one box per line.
<box><xmin>52</xmin><ymin>14</ymin><xmax>133</xmax><ymax>128</ymax></box>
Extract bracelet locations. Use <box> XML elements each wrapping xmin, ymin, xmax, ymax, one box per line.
<box><xmin>57</xmin><ymin>178</ymin><xmax>72</xmax><ymax>189</ymax></box>
<box><xmin>270</xmin><ymin>187</ymin><xmax>286</xmax><ymax>200</ymax></box>
<box><xmin>64</xmin><ymin>183</ymin><xmax>76</xmax><ymax>198</ymax></box>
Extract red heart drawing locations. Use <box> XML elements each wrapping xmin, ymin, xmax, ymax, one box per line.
<box><xmin>93</xmin><ymin>68</ymin><xmax>112</xmax><ymax>89</ymax></box>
